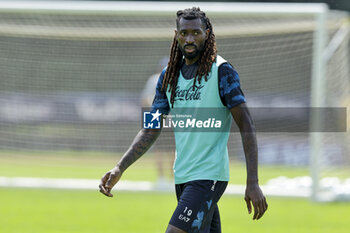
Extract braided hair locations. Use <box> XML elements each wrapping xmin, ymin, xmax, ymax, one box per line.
<box><xmin>161</xmin><ymin>7</ymin><xmax>217</xmax><ymax>107</ymax></box>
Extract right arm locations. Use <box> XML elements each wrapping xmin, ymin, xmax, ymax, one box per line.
<box><xmin>99</xmin><ymin>126</ymin><xmax>161</xmax><ymax>197</ymax></box>
<box><xmin>99</xmin><ymin>68</ymin><xmax>169</xmax><ymax>197</ymax></box>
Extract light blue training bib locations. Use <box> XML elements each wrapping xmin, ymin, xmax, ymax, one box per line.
<box><xmin>165</xmin><ymin>55</ymin><xmax>232</xmax><ymax>184</ymax></box>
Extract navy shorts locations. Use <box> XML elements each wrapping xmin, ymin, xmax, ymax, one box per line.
<box><xmin>169</xmin><ymin>180</ymin><xmax>228</xmax><ymax>233</ymax></box>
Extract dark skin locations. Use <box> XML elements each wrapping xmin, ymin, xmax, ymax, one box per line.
<box><xmin>231</xmin><ymin>103</ymin><xmax>268</xmax><ymax>220</ymax></box>
<box><xmin>99</xmin><ymin>127</ymin><xmax>161</xmax><ymax>197</ymax></box>
<box><xmin>99</xmin><ymin>17</ymin><xmax>267</xmax><ymax>233</ymax></box>
<box><xmin>176</xmin><ymin>18</ymin><xmax>209</xmax><ymax>65</ymax></box>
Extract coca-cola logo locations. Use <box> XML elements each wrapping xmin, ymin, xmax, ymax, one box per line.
<box><xmin>174</xmin><ymin>84</ymin><xmax>204</xmax><ymax>101</ymax></box>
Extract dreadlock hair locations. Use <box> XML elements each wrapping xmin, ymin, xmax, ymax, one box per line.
<box><xmin>161</xmin><ymin>7</ymin><xmax>217</xmax><ymax>108</ymax></box>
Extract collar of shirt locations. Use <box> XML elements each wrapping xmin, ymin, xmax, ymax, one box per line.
<box><xmin>181</xmin><ymin>60</ymin><xmax>199</xmax><ymax>80</ymax></box>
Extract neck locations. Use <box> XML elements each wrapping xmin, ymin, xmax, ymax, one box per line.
<box><xmin>185</xmin><ymin>55</ymin><xmax>200</xmax><ymax>65</ymax></box>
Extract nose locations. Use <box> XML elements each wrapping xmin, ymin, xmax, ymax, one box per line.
<box><xmin>185</xmin><ymin>34</ymin><xmax>194</xmax><ymax>44</ymax></box>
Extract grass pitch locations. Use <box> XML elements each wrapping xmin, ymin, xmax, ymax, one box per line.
<box><xmin>0</xmin><ymin>150</ymin><xmax>350</xmax><ymax>233</ymax></box>
<box><xmin>1</xmin><ymin>188</ymin><xmax>349</xmax><ymax>233</ymax></box>
<box><xmin>0</xmin><ymin>150</ymin><xmax>314</xmax><ymax>184</ymax></box>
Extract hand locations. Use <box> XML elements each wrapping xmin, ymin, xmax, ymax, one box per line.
<box><xmin>244</xmin><ymin>182</ymin><xmax>268</xmax><ymax>220</ymax></box>
<box><xmin>99</xmin><ymin>166</ymin><xmax>122</xmax><ymax>197</ymax></box>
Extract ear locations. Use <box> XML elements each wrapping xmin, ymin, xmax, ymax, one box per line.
<box><xmin>205</xmin><ymin>29</ymin><xmax>210</xmax><ymax>40</ymax></box>
<box><xmin>174</xmin><ymin>29</ymin><xmax>178</xmax><ymax>38</ymax></box>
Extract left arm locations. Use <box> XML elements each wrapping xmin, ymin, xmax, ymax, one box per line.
<box><xmin>230</xmin><ymin>103</ymin><xmax>268</xmax><ymax>220</ymax></box>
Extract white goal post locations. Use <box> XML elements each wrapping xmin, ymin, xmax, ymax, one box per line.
<box><xmin>0</xmin><ymin>1</ymin><xmax>348</xmax><ymax>202</ymax></box>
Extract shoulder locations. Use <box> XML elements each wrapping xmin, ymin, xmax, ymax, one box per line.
<box><xmin>155</xmin><ymin>67</ymin><xmax>167</xmax><ymax>86</ymax></box>
<box><xmin>216</xmin><ymin>55</ymin><xmax>238</xmax><ymax>76</ymax></box>
<box><xmin>216</xmin><ymin>55</ymin><xmax>227</xmax><ymax>67</ymax></box>
<box><xmin>159</xmin><ymin>67</ymin><xmax>167</xmax><ymax>80</ymax></box>
<box><xmin>218</xmin><ymin>62</ymin><xmax>240</xmax><ymax>83</ymax></box>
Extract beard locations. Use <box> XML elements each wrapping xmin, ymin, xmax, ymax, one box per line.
<box><xmin>180</xmin><ymin>45</ymin><xmax>199</xmax><ymax>59</ymax></box>
<box><xmin>179</xmin><ymin>42</ymin><xmax>205</xmax><ymax>59</ymax></box>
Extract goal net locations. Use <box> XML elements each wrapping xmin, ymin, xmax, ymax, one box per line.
<box><xmin>0</xmin><ymin>1</ymin><xmax>348</xmax><ymax>201</ymax></box>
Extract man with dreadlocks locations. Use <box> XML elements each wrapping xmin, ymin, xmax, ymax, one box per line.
<box><xmin>99</xmin><ymin>7</ymin><xmax>268</xmax><ymax>233</ymax></box>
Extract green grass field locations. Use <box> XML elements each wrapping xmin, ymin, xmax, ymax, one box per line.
<box><xmin>1</xmin><ymin>150</ymin><xmax>350</xmax><ymax>233</ymax></box>
<box><xmin>1</xmin><ymin>150</ymin><xmax>349</xmax><ymax>184</ymax></box>
<box><xmin>1</xmin><ymin>188</ymin><xmax>349</xmax><ymax>233</ymax></box>
<box><xmin>0</xmin><ymin>150</ymin><xmax>314</xmax><ymax>184</ymax></box>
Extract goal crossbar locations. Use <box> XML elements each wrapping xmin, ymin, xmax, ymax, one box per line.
<box><xmin>0</xmin><ymin>1</ymin><xmax>328</xmax><ymax>15</ymax></box>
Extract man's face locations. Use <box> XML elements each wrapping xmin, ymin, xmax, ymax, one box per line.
<box><xmin>176</xmin><ymin>18</ymin><xmax>209</xmax><ymax>62</ymax></box>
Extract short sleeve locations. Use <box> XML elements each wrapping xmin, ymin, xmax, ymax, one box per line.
<box><xmin>151</xmin><ymin>68</ymin><xmax>170</xmax><ymax>115</ymax></box>
<box><xmin>218</xmin><ymin>63</ymin><xmax>246</xmax><ymax>109</ymax></box>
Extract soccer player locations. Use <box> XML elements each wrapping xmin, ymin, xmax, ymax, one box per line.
<box><xmin>99</xmin><ymin>7</ymin><xmax>268</xmax><ymax>233</ymax></box>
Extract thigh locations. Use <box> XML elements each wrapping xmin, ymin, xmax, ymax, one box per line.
<box><xmin>169</xmin><ymin>180</ymin><xmax>227</xmax><ymax>233</ymax></box>
<box><xmin>209</xmin><ymin>205</ymin><xmax>221</xmax><ymax>233</ymax></box>
<box><xmin>198</xmin><ymin>204</ymin><xmax>220</xmax><ymax>233</ymax></box>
